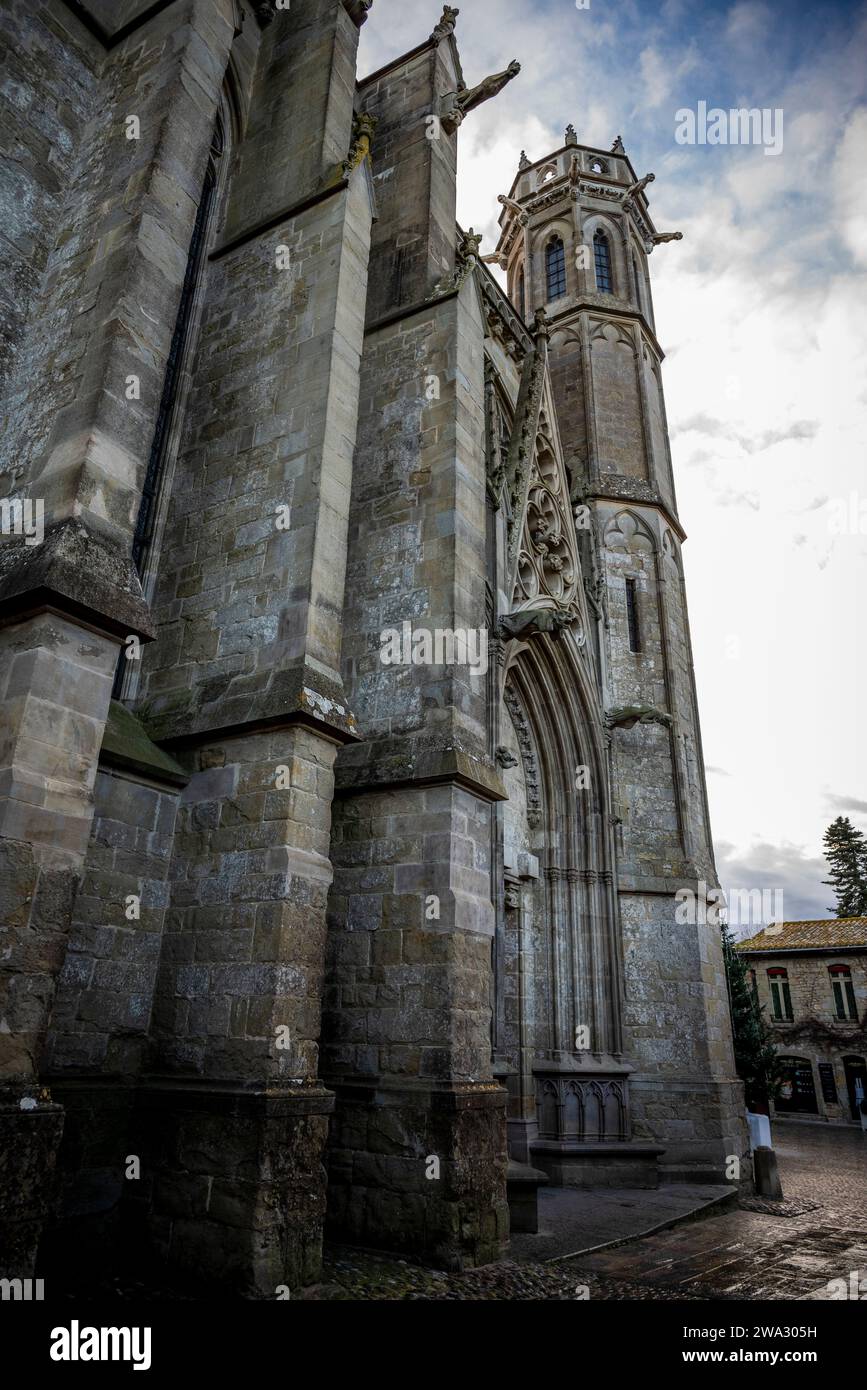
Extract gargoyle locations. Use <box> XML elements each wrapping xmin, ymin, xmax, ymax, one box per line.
<box><xmin>650</xmin><ymin>230</ymin><xmax>683</xmax><ymax>244</ymax></box>
<box><xmin>480</xmin><ymin>251</ymin><xmax>508</xmax><ymax>267</ymax></box>
<box><xmin>531</xmin><ymin>305</ymin><xmax>550</xmax><ymax>339</ymax></box>
<box><xmin>430</xmin><ymin>4</ymin><xmax>459</xmax><ymax>40</ymax></box>
<box><xmin>496</xmin><ymin>746</ymin><xmax>519</xmax><ymax>769</ymax></box>
<box><xmin>498</xmin><ymin>609</ymin><xmax>575</xmax><ymax>642</ymax></box>
<box><xmin>604</xmin><ymin>704</ymin><xmax>672</xmax><ymax>731</ymax></box>
<box><xmin>341</xmin><ymin>113</ymin><xmax>377</xmax><ymax>177</ymax></box>
<box><xmin>623</xmin><ymin>172</ymin><xmax>655</xmax><ymax>199</ymax></box>
<box><xmin>441</xmin><ymin>60</ymin><xmax>521</xmax><ymax>134</ymax></box>
<box><xmin>497</xmin><ymin>193</ymin><xmax>528</xmax><ymax>225</ymax></box>
<box><xmin>428</xmin><ymin>227</ymin><xmax>483</xmax><ymax>297</ymax></box>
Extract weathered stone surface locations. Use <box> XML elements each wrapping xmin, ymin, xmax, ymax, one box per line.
<box><xmin>0</xmin><ymin>0</ymin><xmax>746</xmax><ymax>1296</ymax></box>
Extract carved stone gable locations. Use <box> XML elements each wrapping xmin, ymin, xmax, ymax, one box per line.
<box><xmin>513</xmin><ymin>400</ymin><xmax>581</xmax><ymax>615</ymax></box>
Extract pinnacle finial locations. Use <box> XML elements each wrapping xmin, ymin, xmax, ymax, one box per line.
<box><xmin>565</xmin><ymin>123</ymin><xmax>578</xmax><ymax>145</ymax></box>
<box><xmin>611</xmin><ymin>134</ymin><xmax>625</xmax><ymax>153</ymax></box>
<box><xmin>518</xmin><ymin>149</ymin><xmax>531</xmax><ymax>170</ymax></box>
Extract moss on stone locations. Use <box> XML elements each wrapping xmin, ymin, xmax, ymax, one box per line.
<box><xmin>100</xmin><ymin>700</ymin><xmax>188</xmax><ymax>786</ymax></box>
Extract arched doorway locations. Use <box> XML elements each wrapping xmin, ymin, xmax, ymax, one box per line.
<box><xmin>495</xmin><ymin>626</ymin><xmax>628</xmax><ymax>1169</ymax></box>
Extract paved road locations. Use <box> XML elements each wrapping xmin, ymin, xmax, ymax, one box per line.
<box><xmin>570</xmin><ymin>1121</ymin><xmax>867</xmax><ymax>1300</ymax></box>
<box><xmin>308</xmin><ymin>1122</ymin><xmax>866</xmax><ymax>1299</ymax></box>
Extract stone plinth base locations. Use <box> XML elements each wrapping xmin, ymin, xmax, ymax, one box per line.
<box><xmin>0</xmin><ymin>1088</ymin><xmax>64</xmax><ymax>1279</ymax></box>
<box><xmin>130</xmin><ymin>1080</ymin><xmax>334</xmax><ymax>1297</ymax></box>
<box><xmin>506</xmin><ymin>1159</ymin><xmax>549</xmax><ymax>1233</ymax></box>
<box><xmin>326</xmin><ymin>1079</ymin><xmax>509</xmax><ymax>1269</ymax></box>
<box><xmin>530</xmin><ymin>1140</ymin><xmax>663</xmax><ymax>1189</ymax></box>
<box><xmin>38</xmin><ymin>1076</ymin><xmax>137</xmax><ymax>1283</ymax></box>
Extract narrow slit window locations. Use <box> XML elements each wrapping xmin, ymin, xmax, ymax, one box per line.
<box><xmin>625</xmin><ymin>577</ymin><xmax>640</xmax><ymax>652</ymax></box>
<box><xmin>632</xmin><ymin>251</ymin><xmax>642</xmax><ymax>311</ymax></box>
<box><xmin>518</xmin><ymin>267</ymin><xmax>525</xmax><ymax>319</ymax></box>
<box><xmin>594</xmin><ymin>227</ymin><xmax>613</xmax><ymax>293</ymax></box>
<box><xmin>545</xmin><ymin>237</ymin><xmax>566</xmax><ymax>300</ymax></box>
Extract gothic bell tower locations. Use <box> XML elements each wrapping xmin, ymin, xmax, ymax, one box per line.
<box><xmin>492</xmin><ymin>129</ymin><xmax>747</xmax><ymax>1179</ymax></box>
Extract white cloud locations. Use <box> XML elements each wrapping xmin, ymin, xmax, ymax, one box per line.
<box><xmin>833</xmin><ymin>107</ymin><xmax>867</xmax><ymax>266</ymax></box>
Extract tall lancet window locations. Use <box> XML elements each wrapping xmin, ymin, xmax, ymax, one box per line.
<box><xmin>113</xmin><ymin>111</ymin><xmax>226</xmax><ymax>700</ymax></box>
<box><xmin>132</xmin><ymin>116</ymin><xmax>224</xmax><ymax>577</ymax></box>
<box><xmin>518</xmin><ymin>266</ymin><xmax>526</xmax><ymax>319</ymax></box>
<box><xmin>594</xmin><ymin>227</ymin><xmax>613</xmax><ymax>293</ymax></box>
<box><xmin>545</xmin><ymin>236</ymin><xmax>566</xmax><ymax>300</ymax></box>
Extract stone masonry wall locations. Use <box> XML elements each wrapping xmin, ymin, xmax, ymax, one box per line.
<box><xmin>151</xmin><ymin>727</ymin><xmax>336</xmax><ymax>1085</ymax></box>
<box><xmin>44</xmin><ymin>766</ymin><xmax>178</xmax><ymax>1077</ymax></box>
<box><xmin>0</xmin><ymin>0</ymin><xmax>102</xmax><ymax>415</ymax></box>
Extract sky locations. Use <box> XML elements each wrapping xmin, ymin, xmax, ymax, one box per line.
<box><xmin>357</xmin><ymin>0</ymin><xmax>867</xmax><ymax>927</ymax></box>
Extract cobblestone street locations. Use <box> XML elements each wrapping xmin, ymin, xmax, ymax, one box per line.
<box><xmin>307</xmin><ymin>1122</ymin><xmax>867</xmax><ymax>1300</ymax></box>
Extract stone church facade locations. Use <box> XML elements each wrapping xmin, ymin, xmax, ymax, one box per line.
<box><xmin>0</xmin><ymin>0</ymin><xmax>746</xmax><ymax>1295</ymax></box>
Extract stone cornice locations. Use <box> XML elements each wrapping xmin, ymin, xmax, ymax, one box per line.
<box><xmin>547</xmin><ymin>299</ymin><xmax>666</xmax><ymax>361</ymax></box>
<box><xmin>0</xmin><ymin>519</ymin><xmax>155</xmax><ymax>642</ymax></box>
<box><xmin>59</xmin><ymin>0</ymin><xmax>180</xmax><ymax>48</ymax></box>
<box><xmin>589</xmin><ymin>479</ymin><xmax>686</xmax><ymax>542</ymax></box>
<box><xmin>364</xmin><ymin>287</ymin><xmax>460</xmax><ymax>336</ymax></box>
<box><xmin>138</xmin><ymin>662</ymin><xmax>361</xmax><ymax>749</ymax></box>
<box><xmin>334</xmin><ymin>742</ymin><xmax>508</xmax><ymax>803</ymax></box>
<box><xmin>210</xmin><ymin>178</ymin><xmax>349</xmax><ymax>261</ymax></box>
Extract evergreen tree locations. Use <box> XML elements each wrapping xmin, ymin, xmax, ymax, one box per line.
<box><xmin>721</xmin><ymin>924</ymin><xmax>781</xmax><ymax>1111</ymax></box>
<box><xmin>822</xmin><ymin>816</ymin><xmax>867</xmax><ymax>918</ymax></box>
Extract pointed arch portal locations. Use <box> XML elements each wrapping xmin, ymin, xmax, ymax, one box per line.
<box><xmin>495</xmin><ymin>626</ymin><xmax>631</xmax><ymax>1162</ymax></box>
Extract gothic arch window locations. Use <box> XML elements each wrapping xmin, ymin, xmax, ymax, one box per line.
<box><xmin>545</xmin><ymin>236</ymin><xmax>566</xmax><ymax>300</ymax></box>
<box><xmin>589</xmin><ymin>157</ymin><xmax>608</xmax><ymax>174</ymax></box>
<box><xmin>593</xmin><ymin>228</ymin><xmax>613</xmax><ymax>293</ymax></box>
<box><xmin>830</xmin><ymin>965</ymin><xmax>858</xmax><ymax>1021</ymax></box>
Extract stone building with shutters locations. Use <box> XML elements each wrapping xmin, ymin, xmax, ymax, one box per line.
<box><xmin>0</xmin><ymin>0</ymin><xmax>746</xmax><ymax>1295</ymax></box>
<box><xmin>736</xmin><ymin>920</ymin><xmax>867</xmax><ymax>1127</ymax></box>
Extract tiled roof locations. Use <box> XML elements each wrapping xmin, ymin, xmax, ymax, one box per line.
<box><xmin>735</xmin><ymin>918</ymin><xmax>867</xmax><ymax>952</ymax></box>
